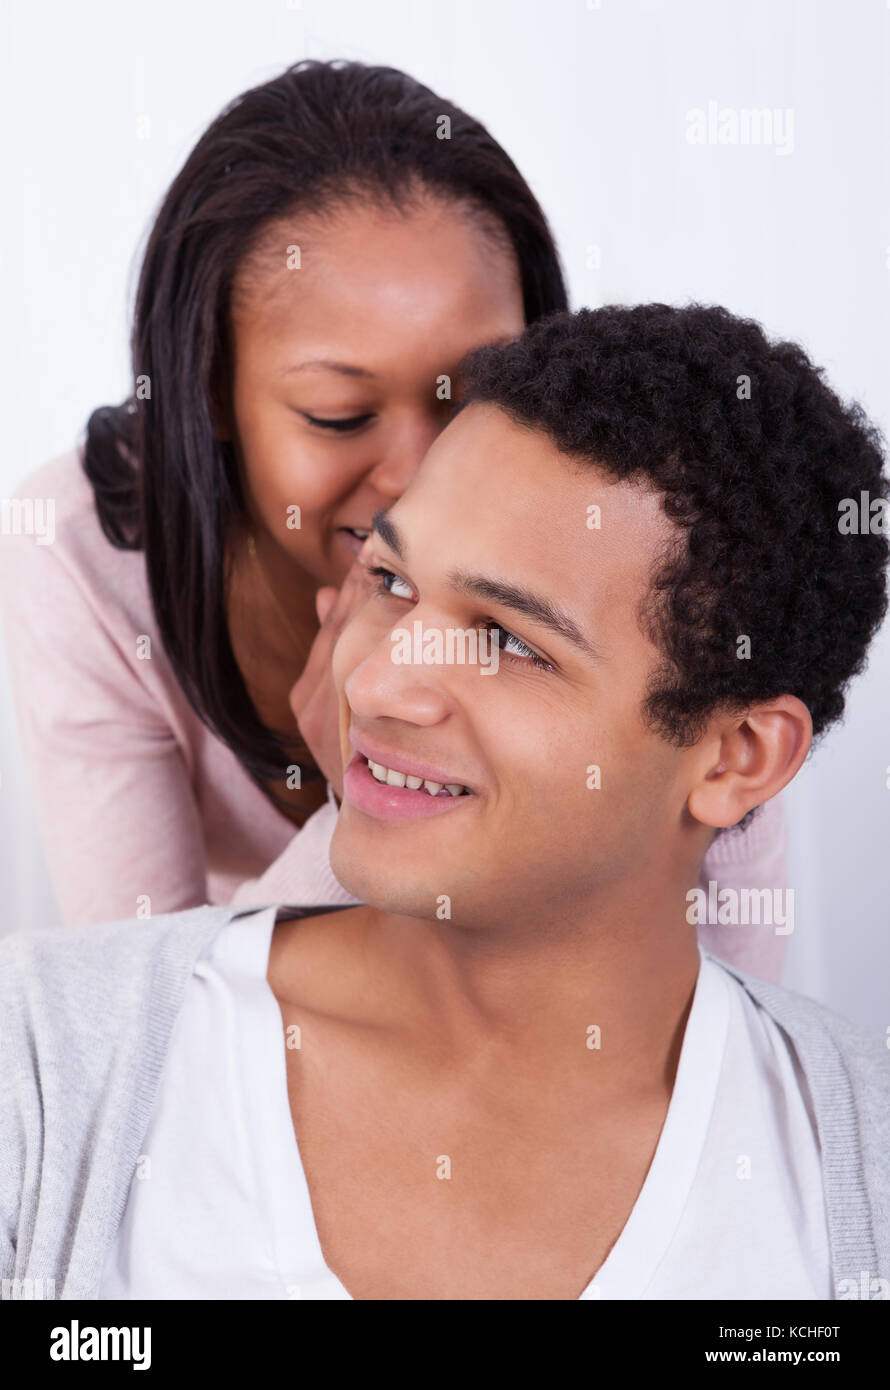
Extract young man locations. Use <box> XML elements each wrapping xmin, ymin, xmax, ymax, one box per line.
<box><xmin>2</xmin><ymin>304</ymin><xmax>888</xmax><ymax>1301</ymax></box>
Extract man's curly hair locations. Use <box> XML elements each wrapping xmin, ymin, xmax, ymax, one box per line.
<box><xmin>459</xmin><ymin>303</ymin><xmax>889</xmax><ymax>747</ymax></box>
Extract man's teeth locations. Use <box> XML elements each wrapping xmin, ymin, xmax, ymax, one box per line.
<box><xmin>367</xmin><ymin>759</ymin><xmax>469</xmax><ymax>797</ymax></box>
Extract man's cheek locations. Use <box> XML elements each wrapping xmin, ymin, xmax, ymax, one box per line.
<box><xmin>332</xmin><ymin>604</ymin><xmax>397</xmax><ymax>710</ymax></box>
<box><xmin>330</xmin><ymin>611</ymin><xmax>363</xmax><ymax>696</ymax></box>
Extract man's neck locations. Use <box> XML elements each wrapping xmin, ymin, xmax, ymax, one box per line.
<box><xmin>325</xmin><ymin>876</ymin><xmax>704</xmax><ymax>1105</ymax></box>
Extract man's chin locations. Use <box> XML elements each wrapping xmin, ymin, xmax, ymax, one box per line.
<box><xmin>331</xmin><ymin>864</ymin><xmax>437</xmax><ymax>922</ymax></box>
<box><xmin>329</xmin><ymin>823</ymin><xmax>435</xmax><ymax>919</ymax></box>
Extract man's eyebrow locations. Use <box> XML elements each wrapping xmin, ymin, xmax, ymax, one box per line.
<box><xmin>449</xmin><ymin>570</ymin><xmax>600</xmax><ymax>660</ymax></box>
<box><xmin>371</xmin><ymin>509</ymin><xmax>405</xmax><ymax>557</ymax></box>
<box><xmin>370</xmin><ymin>510</ymin><xmax>598</xmax><ymax>660</ymax></box>
<box><xmin>280</xmin><ymin>359</ymin><xmax>377</xmax><ymax>379</ymax></box>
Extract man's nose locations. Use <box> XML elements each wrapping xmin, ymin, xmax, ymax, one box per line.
<box><xmin>344</xmin><ymin>616</ymin><xmax>454</xmax><ymax>728</ymax></box>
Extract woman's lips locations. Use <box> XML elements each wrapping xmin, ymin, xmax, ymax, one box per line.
<box><xmin>342</xmin><ymin>752</ymin><xmax>478</xmax><ymax>822</ymax></box>
<box><xmin>337</xmin><ymin>527</ymin><xmax>370</xmax><ymax>556</ymax></box>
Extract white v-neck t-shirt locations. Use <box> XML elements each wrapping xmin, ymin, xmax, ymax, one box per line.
<box><xmin>99</xmin><ymin>907</ymin><xmax>832</xmax><ymax>1301</ymax></box>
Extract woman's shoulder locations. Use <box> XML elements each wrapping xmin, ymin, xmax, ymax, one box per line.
<box><xmin>8</xmin><ymin>440</ymin><xmax>124</xmax><ymax>551</ymax></box>
<box><xmin>3</xmin><ymin>442</ymin><xmax>105</xmax><ymax>557</ymax></box>
<box><xmin>0</xmin><ymin>441</ymin><xmax>150</xmax><ymax>622</ymax></box>
<box><xmin>11</xmin><ymin>440</ymin><xmax>93</xmax><ymax>507</ymax></box>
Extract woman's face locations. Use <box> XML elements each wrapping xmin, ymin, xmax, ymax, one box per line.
<box><xmin>223</xmin><ymin>196</ymin><xmax>527</xmax><ymax>587</ymax></box>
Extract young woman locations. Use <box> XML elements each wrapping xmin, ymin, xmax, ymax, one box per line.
<box><xmin>0</xmin><ymin>59</ymin><xmax>787</xmax><ymax>977</ymax></box>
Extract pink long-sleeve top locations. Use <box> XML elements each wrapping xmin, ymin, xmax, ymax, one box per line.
<box><xmin>0</xmin><ymin>447</ymin><xmax>789</xmax><ymax>980</ymax></box>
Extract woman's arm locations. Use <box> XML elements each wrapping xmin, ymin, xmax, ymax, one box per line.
<box><xmin>0</xmin><ymin>519</ymin><xmax>360</xmax><ymax>927</ymax></box>
<box><xmin>227</xmin><ymin>784</ymin><xmax>360</xmax><ymax>911</ymax></box>
<box><xmin>697</xmin><ymin>795</ymin><xmax>790</xmax><ymax>983</ymax></box>
<box><xmin>0</xmin><ymin>531</ymin><xmax>209</xmax><ymax>926</ymax></box>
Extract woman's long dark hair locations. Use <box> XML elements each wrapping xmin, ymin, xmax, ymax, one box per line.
<box><xmin>84</xmin><ymin>59</ymin><xmax>569</xmax><ymax>785</ymax></box>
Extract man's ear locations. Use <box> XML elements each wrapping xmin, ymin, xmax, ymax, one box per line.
<box><xmin>687</xmin><ymin>695</ymin><xmax>812</xmax><ymax>829</ymax></box>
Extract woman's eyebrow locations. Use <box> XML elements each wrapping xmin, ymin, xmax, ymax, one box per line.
<box><xmin>369</xmin><ymin>510</ymin><xmax>599</xmax><ymax>660</ymax></box>
<box><xmin>280</xmin><ymin>359</ymin><xmax>377</xmax><ymax>379</ymax></box>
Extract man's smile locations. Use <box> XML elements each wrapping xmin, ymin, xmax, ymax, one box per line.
<box><xmin>343</xmin><ymin>729</ymin><xmax>479</xmax><ymax>821</ymax></box>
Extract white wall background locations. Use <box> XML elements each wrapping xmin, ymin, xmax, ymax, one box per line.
<box><xmin>1</xmin><ymin>0</ymin><xmax>887</xmax><ymax>1023</ymax></box>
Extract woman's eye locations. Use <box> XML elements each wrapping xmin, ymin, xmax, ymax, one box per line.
<box><xmin>302</xmin><ymin>413</ymin><xmax>374</xmax><ymax>433</ymax></box>
<box><xmin>368</xmin><ymin>565</ymin><xmax>416</xmax><ymax>601</ymax></box>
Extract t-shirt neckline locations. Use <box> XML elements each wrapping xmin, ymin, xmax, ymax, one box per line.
<box><xmin>223</xmin><ymin>907</ymin><xmax>729</xmax><ymax>1301</ymax></box>
<box><xmin>581</xmin><ymin>953</ymin><xmax>729</xmax><ymax>1298</ymax></box>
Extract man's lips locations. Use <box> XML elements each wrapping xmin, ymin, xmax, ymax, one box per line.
<box><xmin>342</xmin><ymin>752</ymin><xmax>477</xmax><ymax>822</ymax></box>
<box><xmin>348</xmin><ymin>729</ymin><xmax>478</xmax><ymax>795</ymax></box>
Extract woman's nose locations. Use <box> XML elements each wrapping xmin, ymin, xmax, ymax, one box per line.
<box><xmin>366</xmin><ymin>413</ymin><xmax>447</xmax><ymax>499</ymax></box>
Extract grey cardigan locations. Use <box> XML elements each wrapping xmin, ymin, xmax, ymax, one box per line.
<box><xmin>1</xmin><ymin>903</ymin><xmax>888</xmax><ymax>1300</ymax></box>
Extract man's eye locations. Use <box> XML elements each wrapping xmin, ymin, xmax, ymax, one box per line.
<box><xmin>367</xmin><ymin>569</ymin><xmax>553</xmax><ymax>671</ymax></box>
<box><xmin>368</xmin><ymin>565</ymin><xmax>416</xmax><ymax>601</ymax></box>
<box><xmin>302</xmin><ymin>413</ymin><xmax>375</xmax><ymax>432</ymax></box>
<box><xmin>490</xmin><ymin>626</ymin><xmax>554</xmax><ymax>671</ymax></box>
<box><xmin>366</xmin><ymin>567</ymin><xmax>553</xmax><ymax>672</ymax></box>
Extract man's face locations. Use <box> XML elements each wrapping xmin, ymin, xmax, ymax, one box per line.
<box><xmin>330</xmin><ymin>402</ymin><xmax>694</xmax><ymax>931</ymax></box>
